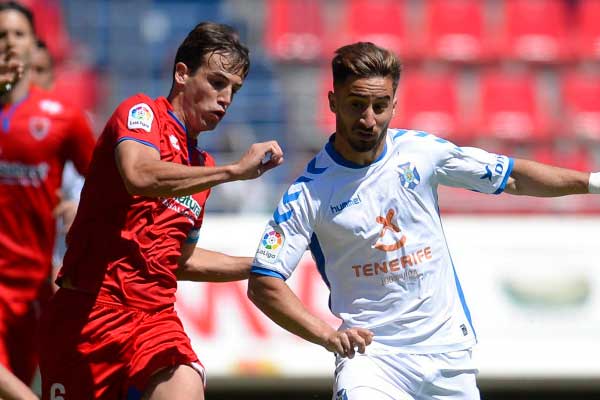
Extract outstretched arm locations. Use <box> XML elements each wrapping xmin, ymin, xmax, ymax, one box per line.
<box><xmin>176</xmin><ymin>243</ymin><xmax>251</xmax><ymax>282</ymax></box>
<box><xmin>248</xmin><ymin>274</ymin><xmax>373</xmax><ymax>358</ymax></box>
<box><xmin>504</xmin><ymin>158</ymin><xmax>592</xmax><ymax>197</ymax></box>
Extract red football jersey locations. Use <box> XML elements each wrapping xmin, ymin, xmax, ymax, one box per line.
<box><xmin>0</xmin><ymin>85</ymin><xmax>95</xmax><ymax>302</ymax></box>
<box><xmin>59</xmin><ymin>94</ymin><xmax>214</xmax><ymax>310</ymax></box>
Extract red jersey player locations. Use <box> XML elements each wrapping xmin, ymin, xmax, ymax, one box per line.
<box><xmin>0</xmin><ymin>0</ymin><xmax>95</xmax><ymax>392</ymax></box>
<box><xmin>39</xmin><ymin>22</ymin><xmax>283</xmax><ymax>400</ymax></box>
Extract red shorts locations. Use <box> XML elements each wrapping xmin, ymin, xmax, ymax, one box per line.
<box><xmin>0</xmin><ymin>280</ymin><xmax>52</xmax><ymax>384</ymax></box>
<box><xmin>39</xmin><ymin>288</ymin><xmax>202</xmax><ymax>400</ymax></box>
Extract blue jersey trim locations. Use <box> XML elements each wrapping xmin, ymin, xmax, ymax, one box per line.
<box><xmin>126</xmin><ymin>386</ymin><xmax>142</xmax><ymax>400</ymax></box>
<box><xmin>309</xmin><ymin>233</ymin><xmax>329</xmax><ymax>288</ymax></box>
<box><xmin>250</xmin><ymin>266</ymin><xmax>286</xmax><ymax>280</ymax></box>
<box><xmin>167</xmin><ymin>110</ymin><xmax>187</xmax><ymax>134</ymax></box>
<box><xmin>494</xmin><ymin>157</ymin><xmax>515</xmax><ymax>195</ymax></box>
<box><xmin>450</xmin><ymin>259</ymin><xmax>476</xmax><ymax>338</ymax></box>
<box><xmin>1</xmin><ymin>94</ymin><xmax>29</xmax><ymax>132</ymax></box>
<box><xmin>325</xmin><ymin>135</ymin><xmax>387</xmax><ymax>169</ymax></box>
<box><xmin>116</xmin><ymin>137</ymin><xmax>160</xmax><ymax>153</ymax></box>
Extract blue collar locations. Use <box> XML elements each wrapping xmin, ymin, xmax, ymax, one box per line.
<box><xmin>324</xmin><ymin>134</ymin><xmax>387</xmax><ymax>169</ymax></box>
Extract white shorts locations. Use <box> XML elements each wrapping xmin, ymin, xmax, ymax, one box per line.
<box><xmin>333</xmin><ymin>349</ymin><xmax>479</xmax><ymax>400</ymax></box>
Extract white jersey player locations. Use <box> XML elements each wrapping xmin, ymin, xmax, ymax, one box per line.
<box><xmin>248</xmin><ymin>42</ymin><xmax>597</xmax><ymax>400</ymax></box>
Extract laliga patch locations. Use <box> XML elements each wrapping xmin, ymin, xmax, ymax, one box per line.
<box><xmin>256</xmin><ymin>225</ymin><xmax>285</xmax><ymax>264</ymax></box>
<box><xmin>127</xmin><ymin>103</ymin><xmax>154</xmax><ymax>132</ymax></box>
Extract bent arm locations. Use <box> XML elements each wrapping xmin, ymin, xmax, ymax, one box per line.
<box><xmin>115</xmin><ymin>140</ymin><xmax>237</xmax><ymax>197</ymax></box>
<box><xmin>504</xmin><ymin>158</ymin><xmax>590</xmax><ymax>197</ymax></box>
<box><xmin>115</xmin><ymin>139</ymin><xmax>283</xmax><ymax>198</ymax></box>
<box><xmin>248</xmin><ymin>274</ymin><xmax>373</xmax><ymax>357</ymax></box>
<box><xmin>176</xmin><ymin>244</ymin><xmax>251</xmax><ymax>282</ymax></box>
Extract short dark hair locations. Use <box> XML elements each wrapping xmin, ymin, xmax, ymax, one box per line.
<box><xmin>332</xmin><ymin>42</ymin><xmax>402</xmax><ymax>93</ymax></box>
<box><xmin>0</xmin><ymin>1</ymin><xmax>35</xmax><ymax>34</ymax></box>
<box><xmin>173</xmin><ymin>22</ymin><xmax>250</xmax><ymax>79</ymax></box>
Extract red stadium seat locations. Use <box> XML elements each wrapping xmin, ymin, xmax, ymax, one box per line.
<box><xmin>329</xmin><ymin>0</ymin><xmax>414</xmax><ymax>60</ymax></box>
<box><xmin>561</xmin><ymin>71</ymin><xmax>600</xmax><ymax>141</ymax></box>
<box><xmin>422</xmin><ymin>0</ymin><xmax>490</xmax><ymax>63</ymax></box>
<box><xmin>496</xmin><ymin>0</ymin><xmax>572</xmax><ymax>63</ymax></box>
<box><xmin>475</xmin><ymin>70</ymin><xmax>552</xmax><ymax>142</ymax></box>
<box><xmin>264</xmin><ymin>0</ymin><xmax>325</xmax><ymax>62</ymax></box>
<box><xmin>395</xmin><ymin>70</ymin><xmax>464</xmax><ymax>141</ymax></box>
<box><xmin>573</xmin><ymin>0</ymin><xmax>600</xmax><ymax>60</ymax></box>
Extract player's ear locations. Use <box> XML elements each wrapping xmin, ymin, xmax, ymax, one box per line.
<box><xmin>328</xmin><ymin>91</ymin><xmax>336</xmax><ymax>113</ymax></box>
<box><xmin>392</xmin><ymin>96</ymin><xmax>397</xmax><ymax>116</ymax></box>
<box><xmin>174</xmin><ymin>62</ymin><xmax>189</xmax><ymax>85</ymax></box>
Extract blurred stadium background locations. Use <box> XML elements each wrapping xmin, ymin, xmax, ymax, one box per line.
<box><xmin>25</xmin><ymin>0</ymin><xmax>600</xmax><ymax>398</ymax></box>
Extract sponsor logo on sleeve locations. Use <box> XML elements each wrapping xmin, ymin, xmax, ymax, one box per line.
<box><xmin>256</xmin><ymin>225</ymin><xmax>285</xmax><ymax>263</ymax></box>
<box><xmin>127</xmin><ymin>103</ymin><xmax>154</xmax><ymax>132</ymax></box>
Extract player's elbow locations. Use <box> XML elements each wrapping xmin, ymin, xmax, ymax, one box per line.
<box><xmin>121</xmin><ymin>171</ymin><xmax>161</xmax><ymax>197</ymax></box>
<box><xmin>247</xmin><ymin>274</ymin><xmax>267</xmax><ymax>307</ymax></box>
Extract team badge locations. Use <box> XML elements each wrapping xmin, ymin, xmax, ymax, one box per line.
<box><xmin>169</xmin><ymin>134</ymin><xmax>181</xmax><ymax>151</ymax></box>
<box><xmin>127</xmin><ymin>103</ymin><xmax>154</xmax><ymax>132</ymax></box>
<box><xmin>398</xmin><ymin>162</ymin><xmax>420</xmax><ymax>190</ymax></box>
<box><xmin>29</xmin><ymin>116</ymin><xmax>51</xmax><ymax>140</ymax></box>
<box><xmin>256</xmin><ymin>225</ymin><xmax>285</xmax><ymax>264</ymax></box>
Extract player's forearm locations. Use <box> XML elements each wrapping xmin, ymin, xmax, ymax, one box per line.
<box><xmin>504</xmin><ymin>158</ymin><xmax>590</xmax><ymax>197</ymax></box>
<box><xmin>176</xmin><ymin>247</ymin><xmax>251</xmax><ymax>282</ymax></box>
<box><xmin>248</xmin><ymin>275</ymin><xmax>336</xmax><ymax>348</ymax></box>
<box><xmin>122</xmin><ymin>159</ymin><xmax>241</xmax><ymax>197</ymax></box>
<box><xmin>0</xmin><ymin>364</ymin><xmax>38</xmax><ymax>400</ymax></box>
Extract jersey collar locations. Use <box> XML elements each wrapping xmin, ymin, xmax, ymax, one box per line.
<box><xmin>324</xmin><ymin>134</ymin><xmax>388</xmax><ymax>169</ymax></box>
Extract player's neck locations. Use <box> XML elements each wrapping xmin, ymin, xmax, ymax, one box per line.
<box><xmin>0</xmin><ymin>72</ymin><xmax>31</xmax><ymax>106</ymax></box>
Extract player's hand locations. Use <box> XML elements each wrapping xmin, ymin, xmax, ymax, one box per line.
<box><xmin>54</xmin><ymin>190</ymin><xmax>78</xmax><ymax>233</ymax></box>
<box><xmin>232</xmin><ymin>140</ymin><xmax>284</xmax><ymax>180</ymax></box>
<box><xmin>323</xmin><ymin>328</ymin><xmax>374</xmax><ymax>358</ymax></box>
<box><xmin>0</xmin><ymin>51</ymin><xmax>24</xmax><ymax>94</ymax></box>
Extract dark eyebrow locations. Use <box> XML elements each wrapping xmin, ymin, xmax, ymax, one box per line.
<box><xmin>347</xmin><ymin>92</ymin><xmax>391</xmax><ymax>101</ymax></box>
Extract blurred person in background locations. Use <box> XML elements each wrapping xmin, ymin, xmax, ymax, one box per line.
<box><xmin>30</xmin><ymin>37</ymin><xmax>86</xmax><ymax>272</ymax></box>
<box><xmin>0</xmin><ymin>0</ymin><xmax>95</xmax><ymax>392</ymax></box>
<box><xmin>248</xmin><ymin>41</ymin><xmax>599</xmax><ymax>400</ymax></box>
<box><xmin>39</xmin><ymin>21</ymin><xmax>283</xmax><ymax>400</ymax></box>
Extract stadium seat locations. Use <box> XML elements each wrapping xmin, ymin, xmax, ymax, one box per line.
<box><xmin>496</xmin><ymin>0</ymin><xmax>572</xmax><ymax>63</ymax></box>
<box><xmin>330</xmin><ymin>0</ymin><xmax>415</xmax><ymax>60</ymax></box>
<box><xmin>475</xmin><ymin>70</ymin><xmax>552</xmax><ymax>143</ymax></box>
<box><xmin>561</xmin><ymin>71</ymin><xmax>600</xmax><ymax>141</ymax></box>
<box><xmin>264</xmin><ymin>0</ymin><xmax>325</xmax><ymax>62</ymax></box>
<box><xmin>395</xmin><ymin>70</ymin><xmax>464</xmax><ymax>141</ymax></box>
<box><xmin>573</xmin><ymin>0</ymin><xmax>600</xmax><ymax>60</ymax></box>
<box><xmin>422</xmin><ymin>0</ymin><xmax>490</xmax><ymax>63</ymax></box>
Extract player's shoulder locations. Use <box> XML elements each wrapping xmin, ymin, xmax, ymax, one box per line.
<box><xmin>28</xmin><ymin>85</ymin><xmax>79</xmax><ymax>117</ymax></box>
<box><xmin>388</xmin><ymin>128</ymin><xmax>459</xmax><ymax>156</ymax></box>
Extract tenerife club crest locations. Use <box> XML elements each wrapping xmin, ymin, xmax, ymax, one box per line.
<box><xmin>398</xmin><ymin>162</ymin><xmax>420</xmax><ymax>190</ymax></box>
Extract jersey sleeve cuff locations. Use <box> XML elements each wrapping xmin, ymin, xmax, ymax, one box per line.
<box><xmin>250</xmin><ymin>266</ymin><xmax>286</xmax><ymax>280</ymax></box>
<box><xmin>493</xmin><ymin>157</ymin><xmax>514</xmax><ymax>195</ymax></box>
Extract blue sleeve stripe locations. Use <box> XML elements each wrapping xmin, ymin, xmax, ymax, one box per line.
<box><xmin>250</xmin><ymin>266</ymin><xmax>286</xmax><ymax>280</ymax></box>
<box><xmin>116</xmin><ymin>137</ymin><xmax>160</xmax><ymax>153</ymax></box>
<box><xmin>494</xmin><ymin>157</ymin><xmax>515</xmax><ymax>195</ymax></box>
<box><xmin>184</xmin><ymin>236</ymin><xmax>199</xmax><ymax>244</ymax></box>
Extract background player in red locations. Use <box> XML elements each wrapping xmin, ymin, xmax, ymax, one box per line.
<box><xmin>39</xmin><ymin>22</ymin><xmax>284</xmax><ymax>400</ymax></box>
<box><xmin>0</xmin><ymin>0</ymin><xmax>95</xmax><ymax>391</ymax></box>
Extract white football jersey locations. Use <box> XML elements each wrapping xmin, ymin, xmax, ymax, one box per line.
<box><xmin>252</xmin><ymin>129</ymin><xmax>514</xmax><ymax>354</ymax></box>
